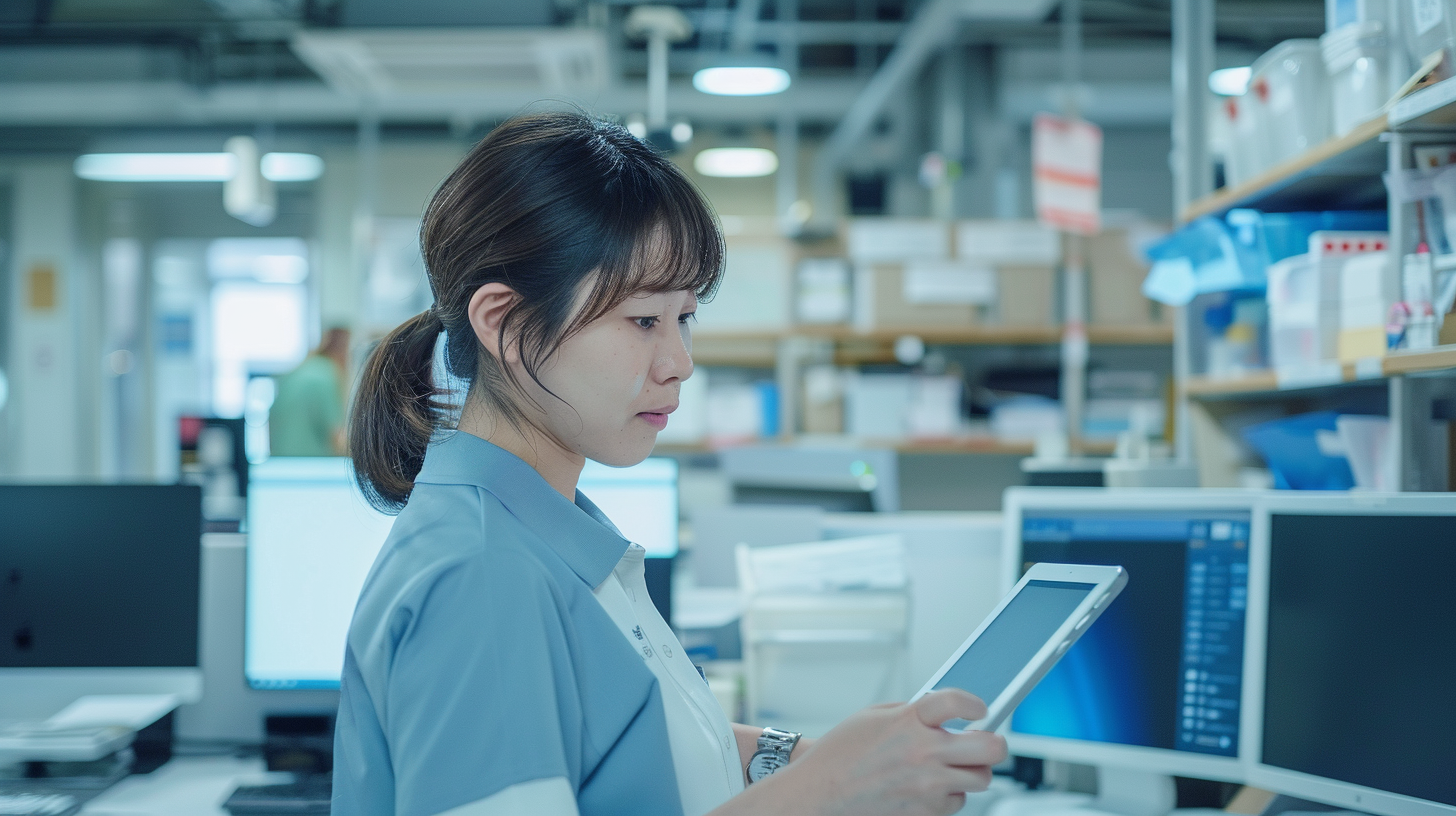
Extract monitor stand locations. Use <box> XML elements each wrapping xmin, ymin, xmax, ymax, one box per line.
<box><xmin>985</xmin><ymin>767</ymin><xmax>1222</xmax><ymax>816</ymax></box>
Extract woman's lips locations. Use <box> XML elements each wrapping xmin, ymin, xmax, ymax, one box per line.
<box><xmin>637</xmin><ymin>411</ymin><xmax>670</xmax><ymax>430</ymax></box>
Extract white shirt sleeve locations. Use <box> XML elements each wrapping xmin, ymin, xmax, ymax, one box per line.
<box><xmin>434</xmin><ymin>777</ymin><xmax>580</xmax><ymax>816</ymax></box>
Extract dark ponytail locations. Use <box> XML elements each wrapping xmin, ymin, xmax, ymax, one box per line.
<box><xmin>348</xmin><ymin>309</ymin><xmax>447</xmax><ymax>512</ymax></box>
<box><xmin>349</xmin><ymin>111</ymin><xmax>724</xmax><ymax>513</ymax></box>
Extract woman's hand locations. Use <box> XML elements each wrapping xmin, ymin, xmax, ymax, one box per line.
<box><xmin>731</xmin><ymin>689</ymin><xmax>1007</xmax><ymax>816</ymax></box>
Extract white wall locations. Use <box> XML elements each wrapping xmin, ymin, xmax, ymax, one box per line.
<box><xmin>7</xmin><ymin>160</ymin><xmax>85</xmax><ymax>478</ymax></box>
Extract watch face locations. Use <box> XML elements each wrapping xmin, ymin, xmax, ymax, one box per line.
<box><xmin>748</xmin><ymin>750</ymin><xmax>788</xmax><ymax>781</ymax></box>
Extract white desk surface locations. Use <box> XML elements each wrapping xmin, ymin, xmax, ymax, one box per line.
<box><xmin>81</xmin><ymin>756</ymin><xmax>291</xmax><ymax>816</ymax></box>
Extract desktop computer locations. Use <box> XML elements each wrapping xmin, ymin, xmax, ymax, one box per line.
<box><xmin>234</xmin><ymin>454</ymin><xmax>679</xmax><ymax>813</ymax></box>
<box><xmin>0</xmin><ymin>484</ymin><xmax>205</xmax><ymax>719</ymax></box>
<box><xmin>1247</xmin><ymin>493</ymin><xmax>1456</xmax><ymax>816</ymax></box>
<box><xmin>1000</xmin><ymin>488</ymin><xmax>1257</xmax><ymax>790</ymax></box>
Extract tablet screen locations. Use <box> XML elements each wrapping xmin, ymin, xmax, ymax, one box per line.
<box><xmin>933</xmin><ymin>580</ymin><xmax>1095</xmax><ymax>727</ymax></box>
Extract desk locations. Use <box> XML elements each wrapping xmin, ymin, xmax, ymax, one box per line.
<box><xmin>80</xmin><ymin>756</ymin><xmax>289</xmax><ymax>816</ymax></box>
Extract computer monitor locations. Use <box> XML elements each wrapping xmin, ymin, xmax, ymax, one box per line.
<box><xmin>0</xmin><ymin>485</ymin><xmax>204</xmax><ymax>719</ymax></box>
<box><xmin>245</xmin><ymin>455</ymin><xmax>678</xmax><ymax>690</ymax></box>
<box><xmin>1000</xmin><ymin>487</ymin><xmax>1256</xmax><ymax>783</ymax></box>
<box><xmin>1247</xmin><ymin>493</ymin><xmax>1456</xmax><ymax>816</ymax></box>
<box><xmin>245</xmin><ymin>457</ymin><xmax>394</xmax><ymax>690</ymax></box>
<box><xmin>578</xmin><ymin>457</ymin><xmax>679</xmax><ymax>557</ymax></box>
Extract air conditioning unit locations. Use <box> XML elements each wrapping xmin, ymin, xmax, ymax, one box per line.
<box><xmin>291</xmin><ymin>28</ymin><xmax>609</xmax><ymax>96</ymax></box>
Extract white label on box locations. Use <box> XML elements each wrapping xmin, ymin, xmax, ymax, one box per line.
<box><xmin>956</xmin><ymin>220</ymin><xmax>1061</xmax><ymax>265</ymax></box>
<box><xmin>796</xmin><ymin>257</ymin><xmax>852</xmax><ymax>323</ymax></box>
<box><xmin>847</xmin><ymin>218</ymin><xmax>949</xmax><ymax>262</ymax></box>
<box><xmin>1414</xmin><ymin>0</ymin><xmax>1443</xmax><ymax>35</ymax></box>
<box><xmin>903</xmin><ymin>260</ymin><xmax>996</xmax><ymax>304</ymax></box>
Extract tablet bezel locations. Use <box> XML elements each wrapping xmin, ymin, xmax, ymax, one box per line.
<box><xmin>909</xmin><ymin>561</ymin><xmax>1127</xmax><ymax>732</ymax></box>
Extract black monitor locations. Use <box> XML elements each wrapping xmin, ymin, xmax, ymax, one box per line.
<box><xmin>0</xmin><ymin>485</ymin><xmax>204</xmax><ymax>716</ymax></box>
<box><xmin>1251</xmin><ymin>496</ymin><xmax>1456</xmax><ymax>816</ymax></box>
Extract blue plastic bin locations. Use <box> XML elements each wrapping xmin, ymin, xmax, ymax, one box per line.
<box><xmin>1240</xmin><ymin>410</ymin><xmax>1357</xmax><ymax>490</ymax></box>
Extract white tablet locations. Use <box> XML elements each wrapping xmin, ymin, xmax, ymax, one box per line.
<box><xmin>911</xmin><ymin>562</ymin><xmax>1128</xmax><ymax>733</ymax></box>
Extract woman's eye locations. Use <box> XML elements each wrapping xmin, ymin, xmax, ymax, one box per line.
<box><xmin>678</xmin><ymin>312</ymin><xmax>697</xmax><ymax>325</ymax></box>
<box><xmin>635</xmin><ymin>316</ymin><xmax>660</xmax><ymax>330</ymax></box>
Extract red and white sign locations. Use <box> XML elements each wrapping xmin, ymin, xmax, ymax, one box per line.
<box><xmin>1032</xmin><ymin>113</ymin><xmax>1103</xmax><ymax>236</ymax></box>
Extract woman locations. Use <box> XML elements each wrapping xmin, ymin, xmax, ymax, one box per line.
<box><xmin>335</xmin><ymin>112</ymin><xmax>1006</xmax><ymax>816</ymax></box>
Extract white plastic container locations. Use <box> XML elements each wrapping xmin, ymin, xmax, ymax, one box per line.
<box><xmin>1322</xmin><ymin>22</ymin><xmax>1390</xmax><ymax>135</ymax></box>
<box><xmin>1220</xmin><ymin>94</ymin><xmax>1269</xmax><ymax>187</ymax></box>
<box><xmin>1250</xmin><ymin>40</ymin><xmax>1332</xmax><ymax>164</ymax></box>
<box><xmin>1399</xmin><ymin>0</ymin><xmax>1456</xmax><ymax>70</ymax></box>
<box><xmin>1327</xmin><ymin>0</ymin><xmax>1390</xmax><ymax>32</ymax></box>
<box><xmin>1266</xmin><ymin>253</ymin><xmax>1322</xmax><ymax>371</ymax></box>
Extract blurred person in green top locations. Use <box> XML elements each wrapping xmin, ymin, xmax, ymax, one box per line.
<box><xmin>269</xmin><ymin>327</ymin><xmax>350</xmax><ymax>456</ymax></box>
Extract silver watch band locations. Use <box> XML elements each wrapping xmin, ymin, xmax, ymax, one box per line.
<box><xmin>747</xmin><ymin>727</ymin><xmax>802</xmax><ymax>783</ymax></box>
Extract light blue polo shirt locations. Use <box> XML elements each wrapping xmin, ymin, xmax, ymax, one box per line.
<box><xmin>332</xmin><ymin>432</ymin><xmax>684</xmax><ymax>816</ymax></box>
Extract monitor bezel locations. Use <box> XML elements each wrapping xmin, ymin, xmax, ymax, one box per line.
<box><xmin>1000</xmin><ymin>487</ymin><xmax>1262</xmax><ymax>783</ymax></box>
<box><xmin>1247</xmin><ymin>491</ymin><xmax>1456</xmax><ymax>816</ymax></box>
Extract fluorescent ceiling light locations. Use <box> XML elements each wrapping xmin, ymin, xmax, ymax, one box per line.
<box><xmin>75</xmin><ymin>153</ymin><xmax>233</xmax><ymax>182</ymax></box>
<box><xmin>261</xmin><ymin>153</ymin><xmax>325</xmax><ymax>182</ymax></box>
<box><xmin>74</xmin><ymin>152</ymin><xmax>324</xmax><ymax>182</ymax></box>
<box><xmin>694</xmin><ymin>147</ymin><xmax>778</xmax><ymax>178</ymax></box>
<box><xmin>693</xmin><ymin>66</ymin><xmax>790</xmax><ymax>96</ymax></box>
<box><xmin>1208</xmin><ymin>66</ymin><xmax>1252</xmax><ymax>96</ymax></box>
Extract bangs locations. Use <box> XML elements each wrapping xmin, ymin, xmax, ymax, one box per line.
<box><xmin>567</xmin><ymin>166</ymin><xmax>725</xmax><ymax>332</ymax></box>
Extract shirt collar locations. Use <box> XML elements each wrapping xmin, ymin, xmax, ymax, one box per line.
<box><xmin>412</xmin><ymin>431</ymin><xmax>630</xmax><ymax>587</ymax></box>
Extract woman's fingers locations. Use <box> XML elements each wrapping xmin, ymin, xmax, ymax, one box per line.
<box><xmin>912</xmin><ymin>688</ymin><xmax>988</xmax><ymax>728</ymax></box>
<box><xmin>939</xmin><ymin>764</ymin><xmax>996</xmax><ymax>795</ymax></box>
<box><xmin>935</xmin><ymin>729</ymin><xmax>1008</xmax><ymax>769</ymax></box>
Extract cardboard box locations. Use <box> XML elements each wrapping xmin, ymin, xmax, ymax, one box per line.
<box><xmin>956</xmin><ymin>219</ymin><xmax>1061</xmax><ymax>265</ymax></box>
<box><xmin>847</xmin><ymin>218</ymin><xmax>950</xmax><ymax>263</ymax></box>
<box><xmin>852</xmin><ymin>264</ymin><xmax>979</xmax><ymax>331</ymax></box>
<box><xmin>1085</xmin><ymin>228</ymin><xmax>1163</xmax><ymax>326</ymax></box>
<box><xmin>993</xmin><ymin>265</ymin><xmax>1057</xmax><ymax>327</ymax></box>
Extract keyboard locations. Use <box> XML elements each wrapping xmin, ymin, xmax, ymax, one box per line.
<box><xmin>0</xmin><ymin>793</ymin><xmax>80</xmax><ymax>816</ymax></box>
<box><xmin>223</xmin><ymin>776</ymin><xmax>332</xmax><ymax>816</ymax></box>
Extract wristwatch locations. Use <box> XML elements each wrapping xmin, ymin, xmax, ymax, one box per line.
<box><xmin>746</xmin><ymin>727</ymin><xmax>801</xmax><ymax>783</ymax></box>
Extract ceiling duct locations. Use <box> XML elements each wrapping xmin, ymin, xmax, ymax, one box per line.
<box><xmin>807</xmin><ymin>0</ymin><xmax>1061</xmax><ymax>233</ymax></box>
<box><xmin>290</xmin><ymin>28</ymin><xmax>609</xmax><ymax>96</ymax></box>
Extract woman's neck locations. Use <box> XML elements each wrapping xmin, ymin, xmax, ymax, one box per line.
<box><xmin>456</xmin><ymin>399</ymin><xmax>584</xmax><ymax>501</ymax></box>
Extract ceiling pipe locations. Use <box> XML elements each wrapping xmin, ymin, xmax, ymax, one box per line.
<box><xmin>625</xmin><ymin>5</ymin><xmax>693</xmax><ymax>131</ymax></box>
<box><xmin>806</xmin><ymin>0</ymin><xmax>1059</xmax><ymax>234</ymax></box>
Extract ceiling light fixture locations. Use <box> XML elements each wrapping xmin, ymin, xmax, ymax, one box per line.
<box><xmin>74</xmin><ymin>152</ymin><xmax>325</xmax><ymax>182</ymax></box>
<box><xmin>693</xmin><ymin>66</ymin><xmax>791</xmax><ymax>96</ymax></box>
<box><xmin>1208</xmin><ymin>66</ymin><xmax>1252</xmax><ymax>96</ymax></box>
<box><xmin>693</xmin><ymin>147</ymin><xmax>778</xmax><ymax>178</ymax></box>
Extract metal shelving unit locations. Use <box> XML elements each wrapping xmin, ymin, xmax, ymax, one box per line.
<box><xmin>1169</xmin><ymin>44</ymin><xmax>1456</xmax><ymax>489</ymax></box>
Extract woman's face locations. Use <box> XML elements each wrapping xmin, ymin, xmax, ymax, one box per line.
<box><xmin>525</xmin><ymin>288</ymin><xmax>697</xmax><ymax>467</ymax></box>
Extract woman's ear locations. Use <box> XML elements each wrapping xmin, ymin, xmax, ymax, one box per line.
<box><xmin>467</xmin><ymin>282</ymin><xmax>521</xmax><ymax>365</ymax></box>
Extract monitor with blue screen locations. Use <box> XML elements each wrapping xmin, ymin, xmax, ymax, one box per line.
<box><xmin>245</xmin><ymin>455</ymin><xmax>679</xmax><ymax>690</ymax></box>
<box><xmin>1001</xmin><ymin>488</ymin><xmax>1256</xmax><ymax>782</ymax></box>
